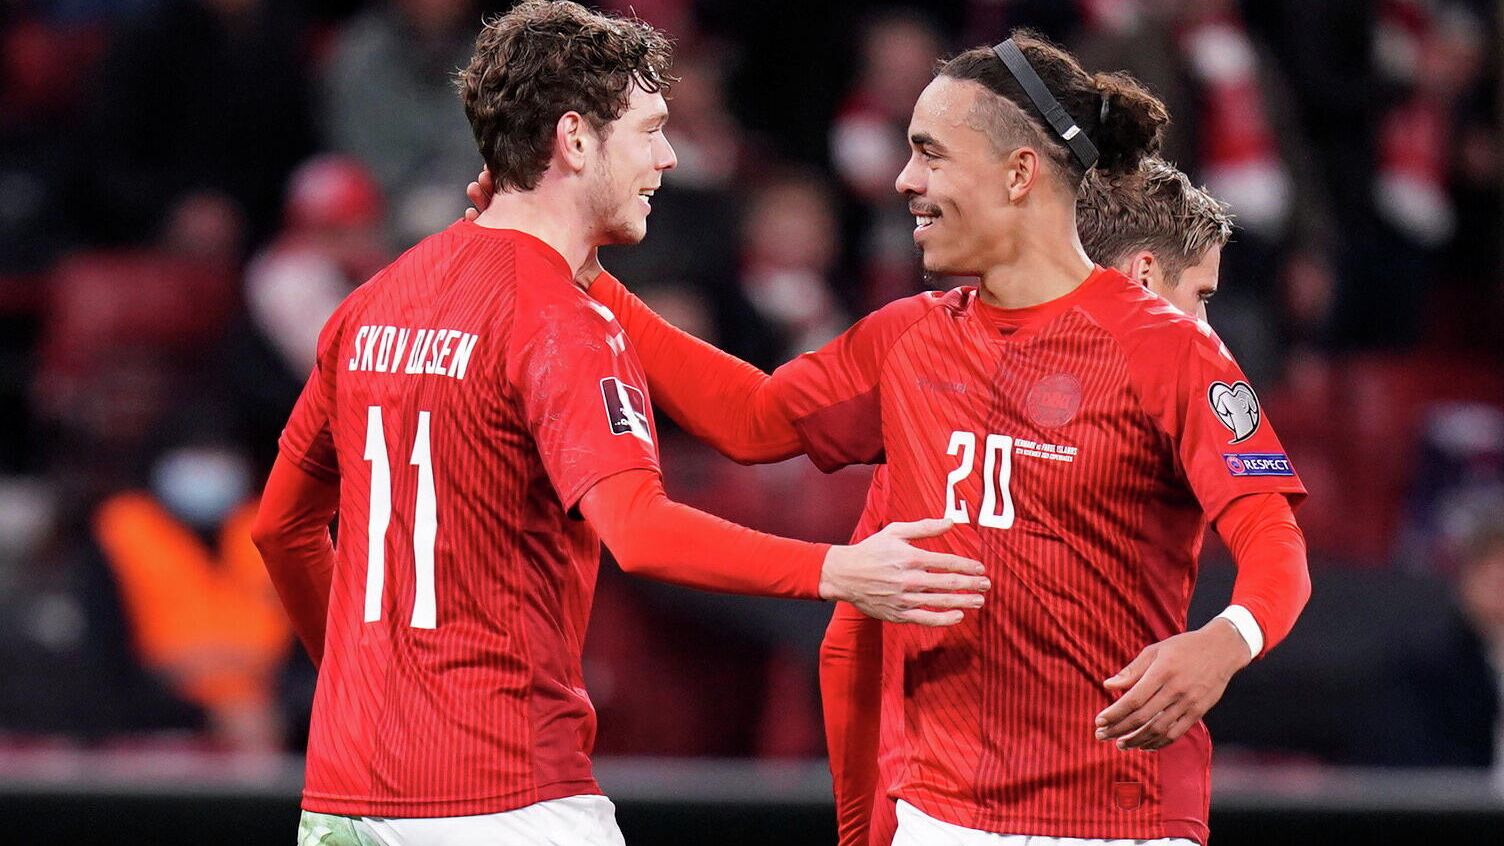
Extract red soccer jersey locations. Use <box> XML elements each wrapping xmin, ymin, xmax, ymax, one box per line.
<box><xmin>775</xmin><ymin>268</ymin><xmax>1304</xmax><ymax>844</ymax></box>
<box><xmin>847</xmin><ymin>469</ymin><xmax>905</xmax><ymax>846</ymax></box>
<box><xmin>278</xmin><ymin>222</ymin><xmax>659</xmax><ymax>818</ymax></box>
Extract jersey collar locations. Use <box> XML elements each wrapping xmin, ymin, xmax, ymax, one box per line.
<box><xmin>454</xmin><ymin>220</ymin><xmax>573</xmax><ymax>279</ymax></box>
<box><xmin>969</xmin><ymin>265</ymin><xmax>1113</xmax><ymax>342</ymax></box>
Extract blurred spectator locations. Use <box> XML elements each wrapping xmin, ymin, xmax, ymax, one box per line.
<box><xmin>74</xmin><ymin>0</ymin><xmax>315</xmax><ymax>246</ymax></box>
<box><xmin>0</xmin><ymin>9</ymin><xmax>107</xmax><ymax>274</ymax></box>
<box><xmin>1383</xmin><ymin>491</ymin><xmax>1504</xmax><ymax>771</ymax></box>
<box><xmin>598</xmin><ymin>0</ymin><xmax>697</xmax><ymax>53</ymax></box>
<box><xmin>229</xmin><ymin>156</ymin><xmax>388</xmax><ymax>467</ymax></box>
<box><xmin>320</xmin><ymin>0</ymin><xmax>479</xmax><ymax>248</ymax></box>
<box><xmin>830</xmin><ymin>9</ymin><xmax>940</xmax><ymax>204</ymax></box>
<box><xmin>652</xmin><ymin>48</ymin><xmax>747</xmax><ymax>190</ymax></box>
<box><xmin>34</xmin><ymin>191</ymin><xmax>243</xmax><ymax>489</ymax></box>
<box><xmin>695</xmin><ymin>0</ymin><xmax>853</xmax><ymax>169</ymax></box>
<box><xmin>632</xmin><ymin>284</ymin><xmax>721</xmax><ymax>344</ymax></box>
<box><xmin>1371</xmin><ymin>1</ymin><xmax>1466</xmax><ymax>247</ymax></box>
<box><xmin>1074</xmin><ymin>0</ymin><xmax>1337</xmax><ymax>381</ymax></box>
<box><xmin>245</xmin><ymin>155</ymin><xmax>387</xmax><ymax>383</ymax></box>
<box><xmin>90</xmin><ymin>437</ymin><xmax>290</xmax><ymax>752</ymax></box>
<box><xmin>1399</xmin><ymin>403</ymin><xmax>1504</xmax><ymax>572</ymax></box>
<box><xmin>829</xmin><ymin>8</ymin><xmax>943</xmax><ymax>311</ymax></box>
<box><xmin>0</xmin><ymin>474</ymin><xmax>209</xmax><ymax>739</ymax></box>
<box><xmin>1380</xmin><ymin>2</ymin><xmax>1500</xmax><ymax>352</ymax></box>
<box><xmin>1327</xmin><ymin>1</ymin><xmax>1492</xmax><ymax>350</ymax></box>
<box><xmin>736</xmin><ymin>169</ymin><xmax>850</xmax><ymax>364</ymax></box>
<box><xmin>1175</xmin><ymin>2</ymin><xmax>1294</xmax><ymax>240</ymax></box>
<box><xmin>963</xmin><ymin>0</ymin><xmax>1081</xmax><ymax>45</ymax></box>
<box><xmin>0</xmin><ymin>11</ymin><xmax>110</xmax><ymax>472</ymax></box>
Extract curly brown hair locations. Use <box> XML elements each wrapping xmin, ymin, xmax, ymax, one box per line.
<box><xmin>1076</xmin><ymin>158</ymin><xmax>1234</xmax><ymax>285</ymax></box>
<box><xmin>456</xmin><ymin>1</ymin><xmax>674</xmax><ymax>193</ymax></box>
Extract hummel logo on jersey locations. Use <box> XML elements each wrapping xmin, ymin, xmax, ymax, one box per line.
<box><xmin>916</xmin><ymin>377</ymin><xmax>966</xmax><ymax>394</ymax></box>
<box><xmin>1208</xmin><ymin>381</ymin><xmax>1260</xmax><ymax>443</ymax></box>
<box><xmin>600</xmin><ymin>377</ymin><xmax>651</xmax><ymax>443</ymax></box>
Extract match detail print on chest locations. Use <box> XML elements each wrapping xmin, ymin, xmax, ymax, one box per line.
<box><xmin>926</xmin><ymin>326</ymin><xmax>1106</xmax><ymax>531</ymax></box>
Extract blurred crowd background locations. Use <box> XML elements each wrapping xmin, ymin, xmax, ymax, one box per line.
<box><xmin>0</xmin><ymin>0</ymin><xmax>1501</xmax><ymax>784</ymax></box>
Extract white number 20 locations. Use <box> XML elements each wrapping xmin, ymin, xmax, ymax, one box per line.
<box><xmin>363</xmin><ymin>406</ymin><xmax>438</xmax><ymax>629</ymax></box>
<box><xmin>943</xmin><ymin>430</ymin><xmax>1015</xmax><ymax>529</ymax></box>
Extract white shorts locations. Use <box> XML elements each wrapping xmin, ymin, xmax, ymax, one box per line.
<box><xmin>298</xmin><ymin>795</ymin><xmax>626</xmax><ymax>846</ymax></box>
<box><xmin>892</xmin><ymin>800</ymin><xmax>1199</xmax><ymax>846</ymax></box>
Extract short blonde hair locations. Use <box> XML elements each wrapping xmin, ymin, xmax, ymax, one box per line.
<box><xmin>1076</xmin><ymin>158</ymin><xmax>1233</xmax><ymax>285</ymax></box>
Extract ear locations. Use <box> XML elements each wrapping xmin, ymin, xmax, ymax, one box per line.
<box><xmin>1004</xmin><ymin>146</ymin><xmax>1040</xmax><ymax>202</ymax></box>
<box><xmin>555</xmin><ymin>111</ymin><xmax>592</xmax><ymax>175</ymax></box>
<box><xmin>1122</xmin><ymin>250</ymin><xmax>1158</xmax><ymax>287</ymax></box>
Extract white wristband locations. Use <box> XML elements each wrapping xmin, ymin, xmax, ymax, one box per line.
<box><xmin>1215</xmin><ymin>605</ymin><xmax>1263</xmax><ymax>659</ymax></box>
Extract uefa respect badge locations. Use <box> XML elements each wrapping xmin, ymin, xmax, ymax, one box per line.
<box><xmin>1223</xmin><ymin>453</ymin><xmax>1294</xmax><ymax>477</ymax></box>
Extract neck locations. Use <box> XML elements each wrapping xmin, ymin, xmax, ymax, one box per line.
<box><xmin>472</xmin><ymin>187</ymin><xmax>595</xmax><ymax>281</ymax></box>
<box><xmin>976</xmin><ymin>197</ymin><xmax>1094</xmax><ymax>309</ymax></box>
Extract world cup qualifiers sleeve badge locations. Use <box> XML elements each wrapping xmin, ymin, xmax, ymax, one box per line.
<box><xmin>1208</xmin><ymin>381</ymin><xmax>1260</xmax><ymax>443</ymax></box>
<box><xmin>1210</xmin><ymin>381</ymin><xmax>1295</xmax><ymax>477</ymax></box>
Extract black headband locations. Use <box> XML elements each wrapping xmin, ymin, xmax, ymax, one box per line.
<box><xmin>991</xmin><ymin>38</ymin><xmax>1099</xmax><ymax>170</ymax></box>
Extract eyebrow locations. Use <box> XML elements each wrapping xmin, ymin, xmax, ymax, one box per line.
<box><xmin>911</xmin><ymin>132</ymin><xmax>946</xmax><ymax>153</ymax></box>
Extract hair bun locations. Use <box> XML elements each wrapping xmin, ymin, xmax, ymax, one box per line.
<box><xmin>1089</xmin><ymin>71</ymin><xmax>1167</xmax><ymax>175</ymax></box>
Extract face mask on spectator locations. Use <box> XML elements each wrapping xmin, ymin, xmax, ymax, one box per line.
<box><xmin>150</xmin><ymin>447</ymin><xmax>252</xmax><ymax>530</ymax></box>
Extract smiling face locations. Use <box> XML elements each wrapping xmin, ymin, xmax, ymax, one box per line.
<box><xmin>587</xmin><ymin>84</ymin><xmax>677</xmax><ymax>245</ymax></box>
<box><xmin>894</xmin><ymin>77</ymin><xmax>1028</xmax><ymax>277</ymax></box>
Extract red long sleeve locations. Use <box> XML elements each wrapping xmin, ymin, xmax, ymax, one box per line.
<box><xmin>588</xmin><ymin>271</ymin><xmax>803</xmax><ymax>463</ymax></box>
<box><xmin>251</xmin><ymin>453</ymin><xmax>340</xmax><ymax>666</ymax></box>
<box><xmin>820</xmin><ymin>601</ymin><xmax>884</xmax><ymax>846</ymax></box>
<box><xmin>1213</xmin><ymin>491</ymin><xmax>1311</xmax><ymax>657</ymax></box>
<box><xmin>579</xmin><ymin>468</ymin><xmax>828</xmax><ymax>598</ymax></box>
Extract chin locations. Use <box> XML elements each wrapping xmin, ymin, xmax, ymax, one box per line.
<box><xmin>597</xmin><ymin>225</ymin><xmax>644</xmax><ymax>247</ymax></box>
<box><xmin>605</xmin><ymin>212</ymin><xmax>648</xmax><ymax>245</ymax></box>
<box><xmin>921</xmin><ymin>252</ymin><xmax>962</xmax><ymax>277</ymax></box>
<box><xmin>618</xmin><ymin>225</ymin><xmax>648</xmax><ymax>245</ymax></box>
<box><xmin>922</xmin><ymin>245</ymin><xmax>984</xmax><ymax>279</ymax></box>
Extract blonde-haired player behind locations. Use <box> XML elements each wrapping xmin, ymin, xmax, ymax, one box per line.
<box><xmin>1076</xmin><ymin>157</ymin><xmax>1233</xmax><ymax>321</ymax></box>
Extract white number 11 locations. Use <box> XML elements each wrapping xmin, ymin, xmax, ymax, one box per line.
<box><xmin>363</xmin><ymin>406</ymin><xmax>438</xmax><ymax>629</ymax></box>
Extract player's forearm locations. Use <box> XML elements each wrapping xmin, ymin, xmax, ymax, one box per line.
<box><xmin>589</xmin><ymin>271</ymin><xmax>803</xmax><ymax>464</ymax></box>
<box><xmin>820</xmin><ymin>602</ymin><xmax>884</xmax><ymax>846</ymax></box>
<box><xmin>1214</xmin><ymin>492</ymin><xmax>1311</xmax><ymax>658</ymax></box>
<box><xmin>581</xmin><ymin>469</ymin><xmax>827</xmax><ymax>598</ymax></box>
<box><xmin>251</xmin><ymin>455</ymin><xmax>340</xmax><ymax>666</ymax></box>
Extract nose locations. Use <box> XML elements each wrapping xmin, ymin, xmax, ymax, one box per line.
<box><xmin>656</xmin><ymin>132</ymin><xmax>677</xmax><ymax>171</ymax></box>
<box><xmin>895</xmin><ymin>154</ymin><xmax>924</xmax><ymax>196</ymax></box>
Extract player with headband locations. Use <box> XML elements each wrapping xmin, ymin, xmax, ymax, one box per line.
<box><xmin>473</xmin><ymin>30</ymin><xmax>1309</xmax><ymax>846</ymax></box>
